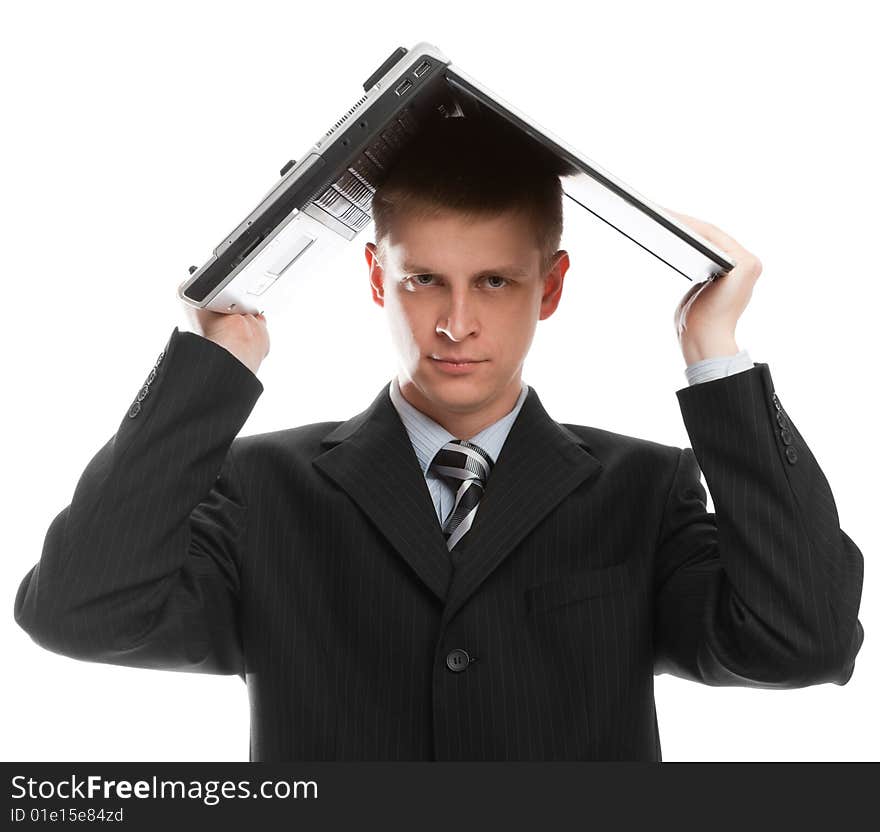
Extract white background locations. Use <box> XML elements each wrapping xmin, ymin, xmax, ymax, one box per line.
<box><xmin>2</xmin><ymin>0</ymin><xmax>876</xmax><ymax>761</ymax></box>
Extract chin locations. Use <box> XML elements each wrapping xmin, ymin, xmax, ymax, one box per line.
<box><xmin>425</xmin><ymin>380</ymin><xmax>491</xmax><ymax>408</ymax></box>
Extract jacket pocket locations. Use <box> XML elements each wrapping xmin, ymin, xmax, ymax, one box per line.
<box><xmin>524</xmin><ymin>559</ymin><xmax>637</xmax><ymax>615</ymax></box>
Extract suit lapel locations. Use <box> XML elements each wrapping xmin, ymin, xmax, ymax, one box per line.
<box><xmin>312</xmin><ymin>383</ymin><xmax>454</xmax><ymax>603</ymax></box>
<box><xmin>312</xmin><ymin>382</ymin><xmax>604</xmax><ymax>622</ymax></box>
<box><xmin>440</xmin><ymin>387</ymin><xmax>603</xmax><ymax>627</ymax></box>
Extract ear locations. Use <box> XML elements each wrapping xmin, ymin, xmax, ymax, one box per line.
<box><xmin>365</xmin><ymin>242</ymin><xmax>385</xmax><ymax>308</ymax></box>
<box><xmin>538</xmin><ymin>250</ymin><xmax>570</xmax><ymax>321</ymax></box>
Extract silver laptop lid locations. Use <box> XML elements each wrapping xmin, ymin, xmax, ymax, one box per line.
<box><xmin>179</xmin><ymin>41</ymin><xmax>734</xmax><ymax>315</ymax></box>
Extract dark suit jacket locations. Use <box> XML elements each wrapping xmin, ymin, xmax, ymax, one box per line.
<box><xmin>14</xmin><ymin>327</ymin><xmax>865</xmax><ymax>761</ymax></box>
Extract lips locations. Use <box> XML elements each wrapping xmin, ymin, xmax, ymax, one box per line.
<box><xmin>429</xmin><ymin>356</ymin><xmax>487</xmax><ymax>374</ymax></box>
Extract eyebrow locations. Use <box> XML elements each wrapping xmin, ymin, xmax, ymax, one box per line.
<box><xmin>401</xmin><ymin>264</ymin><xmax>530</xmax><ymax>277</ymax></box>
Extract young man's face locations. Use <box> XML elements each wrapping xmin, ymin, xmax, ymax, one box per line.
<box><xmin>365</xmin><ymin>208</ymin><xmax>569</xmax><ymax>437</ymax></box>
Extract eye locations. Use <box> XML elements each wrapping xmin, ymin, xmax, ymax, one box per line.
<box><xmin>404</xmin><ymin>274</ymin><xmax>509</xmax><ymax>289</ymax></box>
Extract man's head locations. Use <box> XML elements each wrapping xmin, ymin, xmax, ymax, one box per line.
<box><xmin>364</xmin><ymin>113</ymin><xmax>572</xmax><ymax>438</ymax></box>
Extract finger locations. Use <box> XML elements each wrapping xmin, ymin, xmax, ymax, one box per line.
<box><xmin>662</xmin><ymin>207</ymin><xmax>747</xmax><ymax>257</ymax></box>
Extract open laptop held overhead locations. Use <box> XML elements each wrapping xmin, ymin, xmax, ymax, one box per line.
<box><xmin>178</xmin><ymin>41</ymin><xmax>736</xmax><ymax>316</ymax></box>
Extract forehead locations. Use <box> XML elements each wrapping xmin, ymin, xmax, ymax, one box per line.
<box><xmin>383</xmin><ymin>209</ymin><xmax>541</xmax><ymax>273</ymax></box>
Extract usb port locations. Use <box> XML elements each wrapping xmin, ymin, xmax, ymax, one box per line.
<box><xmin>395</xmin><ymin>78</ymin><xmax>413</xmax><ymax>96</ymax></box>
<box><xmin>414</xmin><ymin>60</ymin><xmax>432</xmax><ymax>77</ymax></box>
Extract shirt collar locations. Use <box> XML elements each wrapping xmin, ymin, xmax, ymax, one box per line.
<box><xmin>388</xmin><ymin>376</ymin><xmax>530</xmax><ymax>476</ymax></box>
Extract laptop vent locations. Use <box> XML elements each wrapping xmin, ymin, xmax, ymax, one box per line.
<box><xmin>308</xmin><ymin>107</ymin><xmax>423</xmax><ymax>236</ymax></box>
<box><xmin>320</xmin><ymin>93</ymin><xmax>369</xmax><ymax>145</ymax></box>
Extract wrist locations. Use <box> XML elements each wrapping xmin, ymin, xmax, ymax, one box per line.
<box><xmin>681</xmin><ymin>336</ymin><xmax>739</xmax><ymax>366</ymax></box>
<box><xmin>206</xmin><ymin>335</ymin><xmax>262</xmax><ymax>377</ymax></box>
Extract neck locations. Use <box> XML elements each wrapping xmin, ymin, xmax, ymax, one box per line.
<box><xmin>397</xmin><ymin>376</ymin><xmax>522</xmax><ymax>439</ymax></box>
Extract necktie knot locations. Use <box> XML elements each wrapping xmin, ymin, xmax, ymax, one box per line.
<box><xmin>429</xmin><ymin>438</ymin><xmax>493</xmax><ymax>488</ymax></box>
<box><xmin>428</xmin><ymin>439</ymin><xmax>494</xmax><ymax>552</ymax></box>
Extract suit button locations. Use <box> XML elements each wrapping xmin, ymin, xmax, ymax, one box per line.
<box><xmin>446</xmin><ymin>648</ymin><xmax>471</xmax><ymax>672</ymax></box>
<box><xmin>775</xmin><ymin>411</ymin><xmax>789</xmax><ymax>429</ymax></box>
<box><xmin>780</xmin><ymin>428</ymin><xmax>793</xmax><ymax>445</ymax></box>
<box><xmin>147</xmin><ymin>368</ymin><xmax>157</xmax><ymax>384</ymax></box>
<box><xmin>156</xmin><ymin>350</ymin><xmax>165</xmax><ymax>366</ymax></box>
<box><xmin>785</xmin><ymin>446</ymin><xmax>798</xmax><ymax>464</ymax></box>
<box><xmin>136</xmin><ymin>384</ymin><xmax>150</xmax><ymax>402</ymax></box>
<box><xmin>128</xmin><ymin>401</ymin><xmax>141</xmax><ymax>418</ymax></box>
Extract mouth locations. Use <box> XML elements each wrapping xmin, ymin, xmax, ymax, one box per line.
<box><xmin>429</xmin><ymin>356</ymin><xmax>487</xmax><ymax>373</ymax></box>
<box><xmin>430</xmin><ymin>356</ymin><xmax>487</xmax><ymax>364</ymax></box>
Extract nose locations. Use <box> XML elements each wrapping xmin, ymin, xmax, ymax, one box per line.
<box><xmin>436</xmin><ymin>288</ymin><xmax>480</xmax><ymax>341</ymax></box>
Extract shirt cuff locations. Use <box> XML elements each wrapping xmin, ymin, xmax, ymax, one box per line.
<box><xmin>684</xmin><ymin>349</ymin><xmax>755</xmax><ymax>386</ymax></box>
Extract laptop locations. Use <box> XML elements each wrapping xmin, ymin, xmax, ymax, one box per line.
<box><xmin>178</xmin><ymin>41</ymin><xmax>736</xmax><ymax>315</ymax></box>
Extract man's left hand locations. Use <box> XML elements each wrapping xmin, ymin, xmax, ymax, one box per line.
<box><xmin>664</xmin><ymin>208</ymin><xmax>763</xmax><ymax>365</ymax></box>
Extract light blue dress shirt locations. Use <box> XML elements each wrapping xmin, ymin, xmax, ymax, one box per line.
<box><xmin>684</xmin><ymin>349</ymin><xmax>754</xmax><ymax>385</ymax></box>
<box><xmin>388</xmin><ymin>377</ymin><xmax>530</xmax><ymax>527</ymax></box>
<box><xmin>389</xmin><ymin>350</ymin><xmax>754</xmax><ymax>527</ymax></box>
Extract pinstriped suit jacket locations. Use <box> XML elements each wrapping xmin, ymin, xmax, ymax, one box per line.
<box><xmin>14</xmin><ymin>327</ymin><xmax>865</xmax><ymax>760</ymax></box>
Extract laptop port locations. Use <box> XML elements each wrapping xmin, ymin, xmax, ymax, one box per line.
<box><xmin>395</xmin><ymin>78</ymin><xmax>413</xmax><ymax>96</ymax></box>
<box><xmin>414</xmin><ymin>60</ymin><xmax>432</xmax><ymax>77</ymax></box>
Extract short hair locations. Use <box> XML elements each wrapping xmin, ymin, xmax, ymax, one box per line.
<box><xmin>370</xmin><ymin>111</ymin><xmax>575</xmax><ymax>274</ymax></box>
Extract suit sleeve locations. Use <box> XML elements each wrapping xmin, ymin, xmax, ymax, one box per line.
<box><xmin>652</xmin><ymin>362</ymin><xmax>865</xmax><ymax>687</ymax></box>
<box><xmin>13</xmin><ymin>326</ymin><xmax>263</xmax><ymax>676</ymax></box>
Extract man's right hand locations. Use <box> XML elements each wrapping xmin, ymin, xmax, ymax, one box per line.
<box><xmin>178</xmin><ymin>285</ymin><xmax>270</xmax><ymax>376</ymax></box>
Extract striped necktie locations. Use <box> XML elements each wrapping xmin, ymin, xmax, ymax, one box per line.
<box><xmin>428</xmin><ymin>439</ymin><xmax>494</xmax><ymax>552</ymax></box>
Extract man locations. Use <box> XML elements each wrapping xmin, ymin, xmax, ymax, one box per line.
<box><xmin>14</xmin><ymin>115</ymin><xmax>865</xmax><ymax>761</ymax></box>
